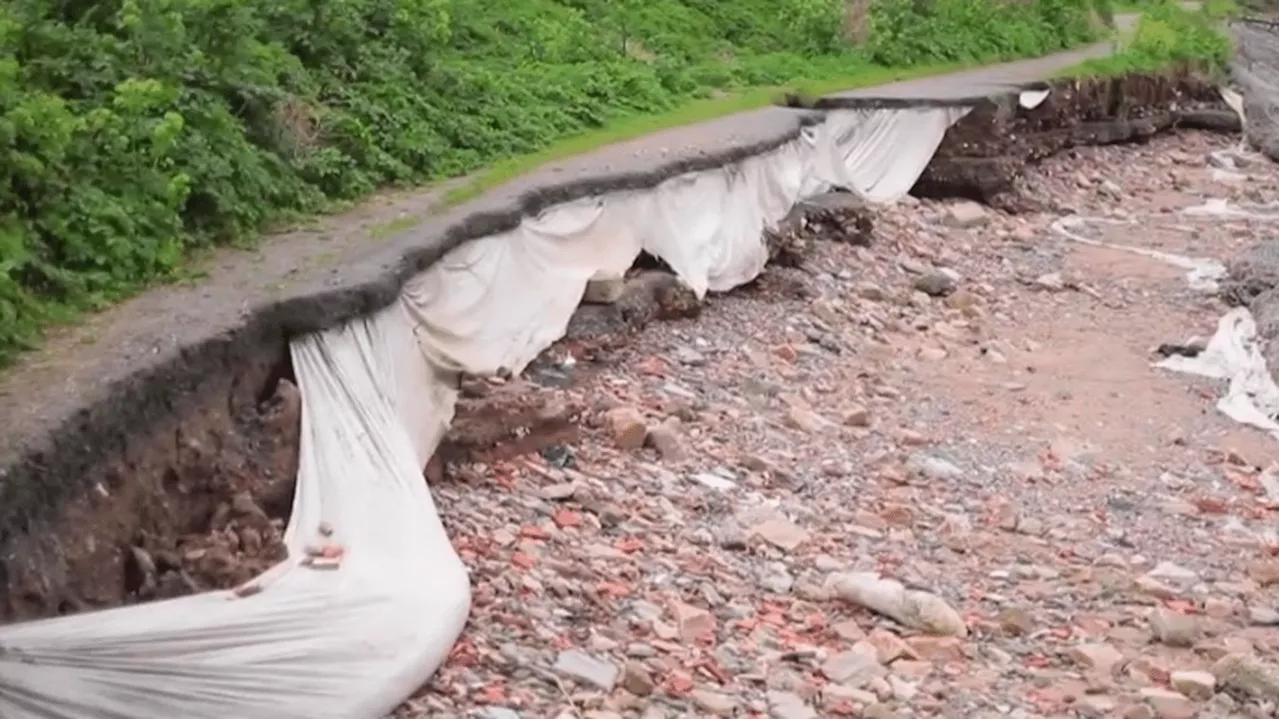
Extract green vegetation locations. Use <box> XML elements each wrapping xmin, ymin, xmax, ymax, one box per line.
<box><xmin>1061</xmin><ymin>0</ymin><xmax>1234</xmax><ymax>76</ymax></box>
<box><xmin>1</xmin><ymin>0</ymin><xmax>1110</xmax><ymax>365</ymax></box>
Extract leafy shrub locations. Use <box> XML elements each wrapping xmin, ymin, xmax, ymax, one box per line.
<box><xmin>865</xmin><ymin>0</ymin><xmax>1103</xmax><ymax>66</ymax></box>
<box><xmin>1064</xmin><ymin>0</ymin><xmax>1231</xmax><ymax>76</ymax></box>
<box><xmin>0</xmin><ymin>0</ymin><xmax>1104</xmax><ymax>364</ymax></box>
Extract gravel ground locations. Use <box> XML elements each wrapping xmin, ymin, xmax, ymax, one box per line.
<box><xmin>398</xmin><ymin>132</ymin><xmax>1279</xmax><ymax>719</ymax></box>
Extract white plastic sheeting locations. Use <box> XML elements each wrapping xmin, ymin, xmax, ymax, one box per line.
<box><xmin>1051</xmin><ymin>215</ymin><xmax>1228</xmax><ymax>294</ymax></box>
<box><xmin>1157</xmin><ymin>308</ymin><xmax>1280</xmax><ymax>435</ymax></box>
<box><xmin>1163</xmin><ymin>199</ymin><xmax>1279</xmax><ymax>435</ymax></box>
<box><xmin>1018</xmin><ymin>88</ymin><xmax>1052</xmax><ymax>109</ymax></box>
<box><xmin>0</xmin><ymin>106</ymin><xmax>968</xmax><ymax>718</ymax></box>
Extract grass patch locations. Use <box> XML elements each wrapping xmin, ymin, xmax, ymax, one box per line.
<box><xmin>440</xmin><ymin>60</ymin><xmax>978</xmax><ymax>207</ymax></box>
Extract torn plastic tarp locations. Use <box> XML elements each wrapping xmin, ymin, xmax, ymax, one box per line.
<box><xmin>1163</xmin><ymin>201</ymin><xmax>1279</xmax><ymax>435</ymax></box>
<box><xmin>1157</xmin><ymin>307</ymin><xmax>1280</xmax><ymax>435</ymax></box>
<box><xmin>0</xmin><ymin>106</ymin><xmax>969</xmax><ymax>718</ymax></box>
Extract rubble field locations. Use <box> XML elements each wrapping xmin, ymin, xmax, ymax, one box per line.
<box><xmin>406</xmin><ymin>131</ymin><xmax>1279</xmax><ymax>719</ymax></box>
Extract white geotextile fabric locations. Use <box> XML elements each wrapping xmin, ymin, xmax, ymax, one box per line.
<box><xmin>0</xmin><ymin>303</ymin><xmax>470</xmax><ymax>719</ymax></box>
<box><xmin>0</xmin><ymin>106</ymin><xmax>967</xmax><ymax>718</ymax></box>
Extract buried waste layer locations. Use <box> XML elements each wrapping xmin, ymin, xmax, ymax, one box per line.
<box><xmin>0</xmin><ymin>80</ymin><xmax>1263</xmax><ymax>718</ymax></box>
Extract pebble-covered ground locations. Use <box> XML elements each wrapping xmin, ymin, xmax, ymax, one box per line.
<box><xmin>398</xmin><ymin>131</ymin><xmax>1280</xmax><ymax>719</ymax></box>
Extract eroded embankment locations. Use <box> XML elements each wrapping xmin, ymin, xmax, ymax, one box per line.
<box><xmin>432</xmin><ymin>76</ymin><xmax>1259</xmax><ymax>512</ymax></box>
<box><xmin>0</xmin><ymin>73</ymin><xmax>1238</xmax><ymax>623</ymax></box>
<box><xmin>909</xmin><ymin>73</ymin><xmax>1237</xmax><ymax>208</ymax></box>
<box><xmin>0</xmin><ymin>338</ymin><xmax>300</xmax><ymax>620</ymax></box>
<box><xmin>0</xmin><ymin>72</ymin><xmax>1248</xmax><ymax>718</ymax></box>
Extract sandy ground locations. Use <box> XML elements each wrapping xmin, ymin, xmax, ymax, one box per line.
<box><xmin>398</xmin><ymin>131</ymin><xmax>1279</xmax><ymax>719</ymax></box>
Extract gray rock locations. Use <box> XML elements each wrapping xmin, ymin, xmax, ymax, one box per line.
<box><xmin>553</xmin><ymin>650</ymin><xmax>619</xmax><ymax>690</ymax></box>
<box><xmin>907</xmin><ymin>454</ymin><xmax>964</xmax><ymax>481</ymax></box>
<box><xmin>1033</xmin><ymin>272</ymin><xmax>1066</xmax><ymax>291</ymax></box>
<box><xmin>1170</xmin><ymin>669</ymin><xmax>1216</xmax><ymax>700</ymax></box>
<box><xmin>1221</xmin><ymin>240</ymin><xmax>1278</xmax><ymax>306</ymax></box>
<box><xmin>1249</xmin><ymin>287</ymin><xmax>1278</xmax><ymax>382</ymax></box>
<box><xmin>913</xmin><ymin>272</ymin><xmax>957</xmax><ymax>298</ymax></box>
<box><xmin>1148</xmin><ymin>607</ymin><xmax>1202</xmax><ymax>647</ymax></box>
<box><xmin>821</xmin><ymin>650</ymin><xmax>887</xmax><ymax>687</ymax></box>
<box><xmin>941</xmin><ymin>201</ymin><xmax>988</xmax><ymax>229</ymax></box>
<box><xmin>759</xmin><ymin>569</ymin><xmax>795</xmax><ymax>595</ymax></box>
<box><xmin>1147</xmin><ymin>561</ymin><xmax>1199</xmax><ymax>586</ymax></box>
<box><xmin>582</xmin><ymin>278</ymin><xmax>626</xmax><ymax>304</ymax></box>
<box><xmin>692</xmin><ymin>689</ymin><xmax>739</xmax><ymax>716</ymax></box>
<box><xmin>674</xmin><ymin>345</ymin><xmax>707</xmax><ymax>366</ymax></box>
<box><xmin>1247</xmin><ymin>605</ymin><xmax>1279</xmax><ymax>626</ymax></box>
<box><xmin>767</xmin><ymin>690</ymin><xmax>818</xmax><ymax>719</ymax></box>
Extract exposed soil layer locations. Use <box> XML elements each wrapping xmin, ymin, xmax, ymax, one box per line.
<box><xmin>911</xmin><ymin>74</ymin><xmax>1237</xmax><ymax>208</ymax></box>
<box><xmin>0</xmin><ymin>74</ymin><xmax>1255</xmax><ymax>627</ymax></box>
<box><xmin>0</xmin><ymin>345</ymin><xmax>299</xmax><ymax>620</ymax></box>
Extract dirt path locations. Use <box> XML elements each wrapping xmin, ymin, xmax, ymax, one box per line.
<box><xmin>0</xmin><ymin>24</ymin><xmax>1140</xmax><ymax>474</ymax></box>
<box><xmin>403</xmin><ymin>132</ymin><xmax>1279</xmax><ymax>719</ymax></box>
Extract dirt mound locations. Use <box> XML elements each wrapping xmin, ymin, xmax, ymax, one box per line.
<box><xmin>1222</xmin><ymin>240</ymin><xmax>1280</xmax><ymax>381</ymax></box>
<box><xmin>1222</xmin><ymin>241</ymin><xmax>1279</xmax><ymax>307</ymax></box>
<box><xmin>912</xmin><ymin>73</ymin><xmax>1237</xmax><ymax>207</ymax></box>
<box><xmin>1231</xmin><ymin>19</ymin><xmax>1279</xmax><ymax>161</ymax></box>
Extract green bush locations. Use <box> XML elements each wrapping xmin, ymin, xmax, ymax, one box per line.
<box><xmin>0</xmin><ymin>0</ymin><xmax>1105</xmax><ymax>365</ymax></box>
<box><xmin>865</xmin><ymin>0</ymin><xmax>1104</xmax><ymax>66</ymax></box>
<box><xmin>1064</xmin><ymin>0</ymin><xmax>1231</xmax><ymax>76</ymax></box>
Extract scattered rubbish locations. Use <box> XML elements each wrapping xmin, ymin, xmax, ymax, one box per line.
<box><xmin>1155</xmin><ymin>342</ymin><xmax>1205</xmax><ymax>359</ymax></box>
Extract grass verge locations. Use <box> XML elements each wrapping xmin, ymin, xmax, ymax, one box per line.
<box><xmin>438</xmin><ymin>60</ymin><xmax>979</xmax><ymax>208</ymax></box>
